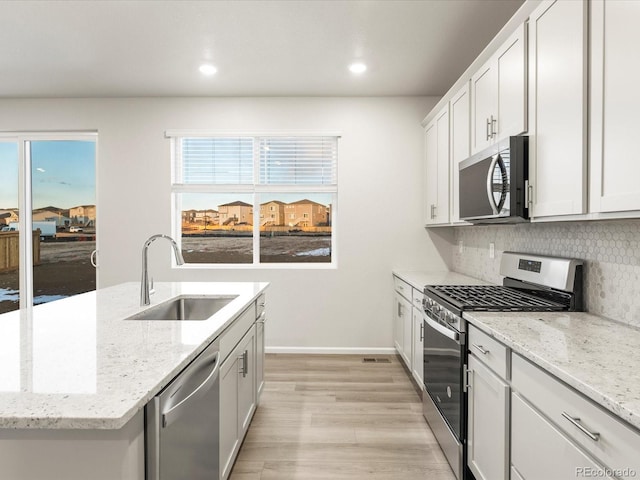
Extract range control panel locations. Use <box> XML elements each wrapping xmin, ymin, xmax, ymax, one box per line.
<box><xmin>518</xmin><ymin>258</ymin><xmax>542</xmax><ymax>273</ymax></box>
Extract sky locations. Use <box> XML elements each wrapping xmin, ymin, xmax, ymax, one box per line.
<box><xmin>0</xmin><ymin>140</ymin><xmax>95</xmax><ymax>210</ymax></box>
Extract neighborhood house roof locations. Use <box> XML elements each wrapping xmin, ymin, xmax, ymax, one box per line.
<box><xmin>220</xmin><ymin>201</ymin><xmax>252</xmax><ymax>207</ymax></box>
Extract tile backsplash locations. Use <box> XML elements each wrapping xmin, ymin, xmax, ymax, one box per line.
<box><xmin>452</xmin><ymin>219</ymin><xmax>640</xmax><ymax>328</ymax></box>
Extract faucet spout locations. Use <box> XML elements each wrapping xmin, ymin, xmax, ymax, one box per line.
<box><xmin>140</xmin><ymin>234</ymin><xmax>185</xmax><ymax>306</ymax></box>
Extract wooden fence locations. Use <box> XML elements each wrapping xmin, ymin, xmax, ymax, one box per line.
<box><xmin>0</xmin><ymin>231</ymin><xmax>41</xmax><ymax>273</ymax></box>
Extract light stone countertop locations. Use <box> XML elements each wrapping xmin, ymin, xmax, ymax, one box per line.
<box><xmin>393</xmin><ymin>270</ymin><xmax>488</xmax><ymax>291</ymax></box>
<box><xmin>0</xmin><ymin>281</ymin><xmax>268</xmax><ymax>430</ymax></box>
<box><xmin>394</xmin><ymin>269</ymin><xmax>640</xmax><ymax>431</ymax></box>
<box><xmin>464</xmin><ymin>311</ymin><xmax>640</xmax><ymax>431</ymax></box>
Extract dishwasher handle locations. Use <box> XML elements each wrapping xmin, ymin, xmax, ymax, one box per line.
<box><xmin>162</xmin><ymin>351</ymin><xmax>220</xmax><ymax>428</ymax></box>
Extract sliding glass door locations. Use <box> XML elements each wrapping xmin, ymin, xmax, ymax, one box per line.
<box><xmin>0</xmin><ymin>134</ymin><xmax>97</xmax><ymax>314</ymax></box>
<box><xmin>0</xmin><ymin>142</ymin><xmax>20</xmax><ymax>313</ymax></box>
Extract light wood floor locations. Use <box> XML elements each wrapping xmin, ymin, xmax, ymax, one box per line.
<box><xmin>228</xmin><ymin>354</ymin><xmax>456</xmax><ymax>480</ymax></box>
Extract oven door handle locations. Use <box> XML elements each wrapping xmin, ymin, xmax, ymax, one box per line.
<box><xmin>423</xmin><ymin>314</ymin><xmax>459</xmax><ymax>342</ymax></box>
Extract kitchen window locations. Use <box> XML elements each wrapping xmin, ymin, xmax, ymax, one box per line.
<box><xmin>169</xmin><ymin>133</ymin><xmax>338</xmax><ymax>266</ymax></box>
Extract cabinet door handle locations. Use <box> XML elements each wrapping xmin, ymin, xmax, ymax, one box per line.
<box><xmin>257</xmin><ymin>311</ymin><xmax>266</xmax><ymax>323</ymax></box>
<box><xmin>486</xmin><ymin>118</ymin><xmax>491</xmax><ymax>141</ymax></box>
<box><xmin>561</xmin><ymin>412</ymin><xmax>600</xmax><ymax>441</ymax></box>
<box><xmin>490</xmin><ymin>115</ymin><xmax>497</xmax><ymax>138</ymax></box>
<box><xmin>420</xmin><ymin>323</ymin><xmax>424</xmax><ymax>342</ymax></box>
<box><xmin>397</xmin><ymin>303</ymin><xmax>403</xmax><ymax>317</ymax></box>
<box><xmin>464</xmin><ymin>367</ymin><xmax>472</xmax><ymax>392</ymax></box>
<box><xmin>239</xmin><ymin>350</ymin><xmax>249</xmax><ymax>377</ymax></box>
<box><xmin>472</xmin><ymin>343</ymin><xmax>490</xmax><ymax>355</ymax></box>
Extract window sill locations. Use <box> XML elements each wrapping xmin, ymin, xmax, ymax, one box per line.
<box><xmin>174</xmin><ymin>262</ymin><xmax>337</xmax><ymax>270</ymax></box>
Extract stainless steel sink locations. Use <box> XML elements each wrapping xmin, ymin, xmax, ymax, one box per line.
<box><xmin>127</xmin><ymin>295</ymin><xmax>237</xmax><ymax>321</ymax></box>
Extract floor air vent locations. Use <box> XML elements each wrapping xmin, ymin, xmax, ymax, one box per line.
<box><xmin>362</xmin><ymin>357</ymin><xmax>391</xmax><ymax>363</ymax></box>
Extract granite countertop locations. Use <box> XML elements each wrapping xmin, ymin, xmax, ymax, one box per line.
<box><xmin>465</xmin><ymin>311</ymin><xmax>640</xmax><ymax>431</ymax></box>
<box><xmin>394</xmin><ymin>269</ymin><xmax>640</xmax><ymax>431</ymax></box>
<box><xmin>0</xmin><ymin>281</ymin><xmax>268</xmax><ymax>430</ymax></box>
<box><xmin>393</xmin><ymin>270</ymin><xmax>488</xmax><ymax>291</ymax></box>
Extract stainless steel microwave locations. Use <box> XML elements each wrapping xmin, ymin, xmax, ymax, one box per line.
<box><xmin>459</xmin><ymin>136</ymin><xmax>529</xmax><ymax>224</ymax></box>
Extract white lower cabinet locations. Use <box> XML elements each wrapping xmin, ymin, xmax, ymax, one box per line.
<box><xmin>466</xmin><ymin>353</ymin><xmax>509</xmax><ymax>480</ymax></box>
<box><xmin>255</xmin><ymin>311</ymin><xmax>266</xmax><ymax>400</ymax></box>
<box><xmin>220</xmin><ymin>326</ymin><xmax>256</xmax><ymax>480</ymax></box>
<box><xmin>220</xmin><ymin>299</ymin><xmax>264</xmax><ymax>480</ymax></box>
<box><xmin>511</xmin><ymin>353</ymin><xmax>640</xmax><ymax>480</ymax></box>
<box><xmin>511</xmin><ymin>392</ymin><xmax>613</xmax><ymax>480</ymax></box>
<box><xmin>393</xmin><ymin>289</ymin><xmax>412</xmax><ymax>367</ymax></box>
<box><xmin>466</xmin><ymin>327</ymin><xmax>640</xmax><ymax>480</ymax></box>
<box><xmin>411</xmin><ymin>306</ymin><xmax>423</xmax><ymax>386</ymax></box>
<box><xmin>393</xmin><ymin>275</ymin><xmax>424</xmax><ymax>385</ymax></box>
<box><xmin>220</xmin><ymin>348</ymin><xmax>241</xmax><ymax>480</ymax></box>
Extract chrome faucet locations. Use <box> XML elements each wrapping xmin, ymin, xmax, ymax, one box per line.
<box><xmin>140</xmin><ymin>234</ymin><xmax>185</xmax><ymax>306</ymax></box>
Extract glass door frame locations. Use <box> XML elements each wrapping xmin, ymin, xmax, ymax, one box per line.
<box><xmin>0</xmin><ymin>131</ymin><xmax>98</xmax><ymax>310</ymax></box>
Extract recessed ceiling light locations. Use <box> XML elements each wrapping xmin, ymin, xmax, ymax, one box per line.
<box><xmin>349</xmin><ymin>63</ymin><xmax>367</xmax><ymax>74</ymax></box>
<box><xmin>199</xmin><ymin>63</ymin><xmax>218</xmax><ymax>76</ymax></box>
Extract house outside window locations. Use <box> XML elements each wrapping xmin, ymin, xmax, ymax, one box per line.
<box><xmin>170</xmin><ymin>134</ymin><xmax>338</xmax><ymax>266</ymax></box>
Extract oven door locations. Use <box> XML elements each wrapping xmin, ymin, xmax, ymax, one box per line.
<box><xmin>422</xmin><ymin>311</ymin><xmax>464</xmax><ymax>441</ymax></box>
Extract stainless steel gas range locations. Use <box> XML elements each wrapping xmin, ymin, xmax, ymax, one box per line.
<box><xmin>421</xmin><ymin>252</ymin><xmax>584</xmax><ymax>480</ymax></box>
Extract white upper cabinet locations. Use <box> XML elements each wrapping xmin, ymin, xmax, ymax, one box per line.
<box><xmin>529</xmin><ymin>0</ymin><xmax>588</xmax><ymax>219</ymax></box>
<box><xmin>424</xmin><ymin>104</ymin><xmax>450</xmax><ymax>225</ymax></box>
<box><xmin>590</xmin><ymin>0</ymin><xmax>640</xmax><ymax>214</ymax></box>
<box><xmin>471</xmin><ymin>23</ymin><xmax>527</xmax><ymax>155</ymax></box>
<box><xmin>449</xmin><ymin>82</ymin><xmax>471</xmax><ymax>224</ymax></box>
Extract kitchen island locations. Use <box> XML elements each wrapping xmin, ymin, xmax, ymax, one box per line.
<box><xmin>0</xmin><ymin>281</ymin><xmax>268</xmax><ymax>480</ymax></box>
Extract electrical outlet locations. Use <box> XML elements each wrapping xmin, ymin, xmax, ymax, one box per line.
<box><xmin>458</xmin><ymin>240</ymin><xmax>464</xmax><ymax>254</ymax></box>
<box><xmin>489</xmin><ymin>242</ymin><xmax>495</xmax><ymax>259</ymax></box>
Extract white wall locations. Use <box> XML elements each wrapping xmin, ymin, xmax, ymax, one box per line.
<box><xmin>0</xmin><ymin>97</ymin><xmax>448</xmax><ymax>352</ymax></box>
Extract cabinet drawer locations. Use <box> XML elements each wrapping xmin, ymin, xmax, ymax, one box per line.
<box><xmin>511</xmin><ymin>392</ymin><xmax>613</xmax><ymax>480</ymax></box>
<box><xmin>512</xmin><ymin>354</ymin><xmax>640</xmax><ymax>478</ymax></box>
<box><xmin>468</xmin><ymin>325</ymin><xmax>508</xmax><ymax>379</ymax></box>
<box><xmin>393</xmin><ymin>276</ymin><xmax>412</xmax><ymax>301</ymax></box>
<box><xmin>220</xmin><ymin>303</ymin><xmax>256</xmax><ymax>363</ymax></box>
<box><xmin>411</xmin><ymin>288</ymin><xmax>423</xmax><ymax>310</ymax></box>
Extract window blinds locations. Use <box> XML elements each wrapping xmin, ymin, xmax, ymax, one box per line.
<box><xmin>178</xmin><ymin>135</ymin><xmax>338</xmax><ymax>186</ymax></box>
<box><xmin>181</xmin><ymin>137</ymin><xmax>253</xmax><ymax>184</ymax></box>
<box><xmin>259</xmin><ymin>137</ymin><xmax>337</xmax><ymax>185</ymax></box>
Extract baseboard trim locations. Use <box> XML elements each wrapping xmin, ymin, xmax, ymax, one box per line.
<box><xmin>265</xmin><ymin>347</ymin><xmax>396</xmax><ymax>355</ymax></box>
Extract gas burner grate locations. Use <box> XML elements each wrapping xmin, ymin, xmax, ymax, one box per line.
<box><xmin>430</xmin><ymin>285</ymin><xmax>566</xmax><ymax>311</ymax></box>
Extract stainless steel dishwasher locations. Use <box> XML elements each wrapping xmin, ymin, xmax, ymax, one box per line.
<box><xmin>146</xmin><ymin>338</ymin><xmax>220</xmax><ymax>480</ymax></box>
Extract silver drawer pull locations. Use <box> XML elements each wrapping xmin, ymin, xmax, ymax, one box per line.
<box><xmin>472</xmin><ymin>343</ymin><xmax>490</xmax><ymax>355</ymax></box>
<box><xmin>561</xmin><ymin>412</ymin><xmax>600</xmax><ymax>441</ymax></box>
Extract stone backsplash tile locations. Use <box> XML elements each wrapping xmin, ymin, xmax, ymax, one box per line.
<box><xmin>452</xmin><ymin>219</ymin><xmax>640</xmax><ymax>328</ymax></box>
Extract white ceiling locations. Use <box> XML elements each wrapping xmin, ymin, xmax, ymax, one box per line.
<box><xmin>0</xmin><ymin>0</ymin><xmax>524</xmax><ymax>98</ymax></box>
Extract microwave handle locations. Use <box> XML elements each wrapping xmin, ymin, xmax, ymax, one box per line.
<box><xmin>486</xmin><ymin>153</ymin><xmax>501</xmax><ymax>215</ymax></box>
